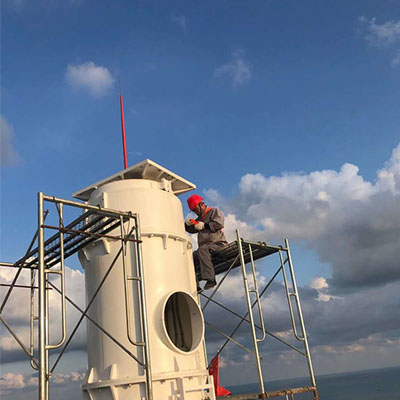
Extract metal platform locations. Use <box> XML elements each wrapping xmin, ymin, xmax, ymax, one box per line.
<box><xmin>194</xmin><ymin>240</ymin><xmax>280</xmax><ymax>276</ymax></box>
<box><xmin>217</xmin><ymin>386</ymin><xmax>318</xmax><ymax>399</ymax></box>
<box><xmin>199</xmin><ymin>232</ymin><xmax>319</xmax><ymax>400</ymax></box>
<box><xmin>16</xmin><ymin>208</ymin><xmax>131</xmax><ymax>269</ymax></box>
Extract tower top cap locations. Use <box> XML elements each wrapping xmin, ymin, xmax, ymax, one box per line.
<box><xmin>73</xmin><ymin>159</ymin><xmax>196</xmax><ymax>201</ymax></box>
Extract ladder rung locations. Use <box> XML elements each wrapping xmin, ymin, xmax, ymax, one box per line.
<box><xmin>127</xmin><ymin>276</ymin><xmax>141</xmax><ymax>281</ymax></box>
<box><xmin>45</xmin><ymin>269</ymin><xmax>62</xmax><ymax>274</ymax></box>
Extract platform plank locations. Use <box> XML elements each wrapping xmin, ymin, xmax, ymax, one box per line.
<box><xmin>194</xmin><ymin>240</ymin><xmax>280</xmax><ymax>278</ymax></box>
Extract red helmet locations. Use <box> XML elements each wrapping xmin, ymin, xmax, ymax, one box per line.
<box><xmin>187</xmin><ymin>194</ymin><xmax>203</xmax><ymax>211</ymax></box>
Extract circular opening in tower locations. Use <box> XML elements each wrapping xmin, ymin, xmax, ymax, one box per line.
<box><xmin>163</xmin><ymin>291</ymin><xmax>204</xmax><ymax>353</ymax></box>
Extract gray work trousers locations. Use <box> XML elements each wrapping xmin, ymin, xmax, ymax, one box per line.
<box><xmin>193</xmin><ymin>242</ymin><xmax>226</xmax><ymax>282</ymax></box>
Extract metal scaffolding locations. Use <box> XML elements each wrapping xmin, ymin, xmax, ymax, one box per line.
<box><xmin>1</xmin><ymin>193</ymin><xmax>318</xmax><ymax>400</ymax></box>
<box><xmin>0</xmin><ymin>193</ymin><xmax>152</xmax><ymax>400</ymax></box>
<box><xmin>199</xmin><ymin>230</ymin><xmax>319</xmax><ymax>400</ymax></box>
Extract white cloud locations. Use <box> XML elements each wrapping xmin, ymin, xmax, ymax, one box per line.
<box><xmin>317</xmin><ymin>343</ymin><xmax>364</xmax><ymax>355</ymax></box>
<box><xmin>6</xmin><ymin>0</ymin><xmax>83</xmax><ymax>11</ymax></box>
<box><xmin>65</xmin><ymin>62</ymin><xmax>115</xmax><ymax>98</ymax></box>
<box><xmin>215</xmin><ymin>50</ymin><xmax>251</xmax><ymax>87</ymax></box>
<box><xmin>360</xmin><ymin>16</ymin><xmax>400</xmax><ymax>47</ymax></box>
<box><xmin>51</xmin><ymin>371</ymin><xmax>85</xmax><ymax>384</ymax></box>
<box><xmin>0</xmin><ymin>373</ymin><xmax>26</xmax><ymax>391</ymax></box>
<box><xmin>5</xmin><ymin>0</ymin><xmax>24</xmax><ymax>10</ymax></box>
<box><xmin>391</xmin><ymin>52</ymin><xmax>400</xmax><ymax>68</ymax></box>
<box><xmin>0</xmin><ymin>371</ymin><xmax>84</xmax><ymax>396</ymax></box>
<box><xmin>204</xmin><ymin>255</ymin><xmax>400</xmax><ymax>381</ymax></box>
<box><xmin>309</xmin><ymin>276</ymin><xmax>328</xmax><ymax>291</ymax></box>
<box><xmin>171</xmin><ymin>15</ymin><xmax>187</xmax><ymax>32</ymax></box>
<box><xmin>203</xmin><ymin>143</ymin><xmax>400</xmax><ymax>290</ymax></box>
<box><xmin>204</xmin><ymin>256</ymin><xmax>400</xmax><ymax>378</ymax></box>
<box><xmin>308</xmin><ymin>277</ymin><xmax>340</xmax><ymax>302</ymax></box>
<box><xmin>0</xmin><ymin>116</ymin><xmax>23</xmax><ymax>166</ymax></box>
<box><xmin>223</xmin><ymin>213</ymin><xmax>264</xmax><ymax>243</ymax></box>
<box><xmin>0</xmin><ymin>266</ymin><xmax>86</xmax><ymax>361</ymax></box>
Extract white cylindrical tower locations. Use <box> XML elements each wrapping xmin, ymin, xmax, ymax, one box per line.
<box><xmin>73</xmin><ymin>160</ymin><xmax>214</xmax><ymax>400</ymax></box>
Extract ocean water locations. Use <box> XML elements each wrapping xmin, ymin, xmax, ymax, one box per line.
<box><xmin>226</xmin><ymin>366</ymin><xmax>400</xmax><ymax>400</ymax></box>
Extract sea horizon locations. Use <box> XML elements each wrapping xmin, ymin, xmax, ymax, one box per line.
<box><xmin>226</xmin><ymin>365</ymin><xmax>400</xmax><ymax>399</ymax></box>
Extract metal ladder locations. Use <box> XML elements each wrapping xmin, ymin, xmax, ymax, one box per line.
<box><xmin>236</xmin><ymin>229</ymin><xmax>267</xmax><ymax>398</ymax></box>
<box><xmin>120</xmin><ymin>215</ymin><xmax>153</xmax><ymax>399</ymax></box>
<box><xmin>278</xmin><ymin>240</ymin><xmax>317</xmax><ymax>392</ymax></box>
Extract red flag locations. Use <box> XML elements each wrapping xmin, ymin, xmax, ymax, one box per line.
<box><xmin>208</xmin><ymin>354</ymin><xmax>232</xmax><ymax>397</ymax></box>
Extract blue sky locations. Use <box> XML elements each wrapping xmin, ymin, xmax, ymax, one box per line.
<box><xmin>1</xmin><ymin>0</ymin><xmax>400</xmax><ymax>397</ymax></box>
<box><xmin>2</xmin><ymin>0</ymin><xmax>400</xmax><ymax>256</ymax></box>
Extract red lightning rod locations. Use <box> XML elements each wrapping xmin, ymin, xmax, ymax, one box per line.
<box><xmin>119</xmin><ymin>93</ymin><xmax>128</xmax><ymax>169</ymax></box>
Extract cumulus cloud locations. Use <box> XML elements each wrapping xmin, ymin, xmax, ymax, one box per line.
<box><xmin>0</xmin><ymin>373</ymin><xmax>26</xmax><ymax>392</ymax></box>
<box><xmin>171</xmin><ymin>15</ymin><xmax>187</xmax><ymax>32</ymax></box>
<box><xmin>359</xmin><ymin>17</ymin><xmax>400</xmax><ymax>66</ymax></box>
<box><xmin>360</xmin><ymin>16</ymin><xmax>400</xmax><ymax>47</ymax></box>
<box><xmin>196</xmin><ymin>143</ymin><xmax>400</xmax><ymax>381</ymax></box>
<box><xmin>0</xmin><ymin>116</ymin><xmax>23</xmax><ymax>166</ymax></box>
<box><xmin>0</xmin><ymin>371</ymin><xmax>84</xmax><ymax>397</ymax></box>
<box><xmin>201</xmin><ymin>256</ymin><xmax>400</xmax><ymax>379</ymax></box>
<box><xmin>51</xmin><ymin>371</ymin><xmax>85</xmax><ymax>384</ymax></box>
<box><xmin>3</xmin><ymin>0</ymin><xmax>27</xmax><ymax>10</ymax></box>
<box><xmin>0</xmin><ymin>266</ymin><xmax>86</xmax><ymax>363</ymax></box>
<box><xmin>215</xmin><ymin>49</ymin><xmax>251</xmax><ymax>87</ymax></box>
<box><xmin>0</xmin><ymin>265</ymin><xmax>86</xmax><ymax>397</ymax></box>
<box><xmin>65</xmin><ymin>62</ymin><xmax>115</xmax><ymax>97</ymax></box>
<box><xmin>6</xmin><ymin>0</ymin><xmax>83</xmax><ymax>9</ymax></box>
<box><xmin>308</xmin><ymin>277</ymin><xmax>340</xmax><ymax>302</ymax></box>
<box><xmin>391</xmin><ymin>51</ymin><xmax>400</xmax><ymax>68</ymax></box>
<box><xmin>204</xmin><ymin>143</ymin><xmax>400</xmax><ymax>291</ymax></box>
<box><xmin>202</xmin><ymin>262</ymin><xmax>400</xmax><ymax>383</ymax></box>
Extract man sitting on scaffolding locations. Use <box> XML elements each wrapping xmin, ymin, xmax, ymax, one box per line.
<box><xmin>185</xmin><ymin>194</ymin><xmax>228</xmax><ymax>292</ymax></box>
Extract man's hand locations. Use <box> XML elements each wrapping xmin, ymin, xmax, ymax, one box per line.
<box><xmin>185</xmin><ymin>219</ymin><xmax>197</xmax><ymax>226</ymax></box>
<box><xmin>194</xmin><ymin>221</ymin><xmax>205</xmax><ymax>231</ymax></box>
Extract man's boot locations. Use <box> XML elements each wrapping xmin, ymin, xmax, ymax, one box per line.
<box><xmin>204</xmin><ymin>279</ymin><xmax>217</xmax><ymax>290</ymax></box>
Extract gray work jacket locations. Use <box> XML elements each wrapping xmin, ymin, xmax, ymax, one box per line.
<box><xmin>185</xmin><ymin>207</ymin><xmax>227</xmax><ymax>247</ymax></box>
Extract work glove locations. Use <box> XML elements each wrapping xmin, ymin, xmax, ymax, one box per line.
<box><xmin>185</xmin><ymin>219</ymin><xmax>197</xmax><ymax>226</ymax></box>
<box><xmin>194</xmin><ymin>221</ymin><xmax>205</xmax><ymax>231</ymax></box>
